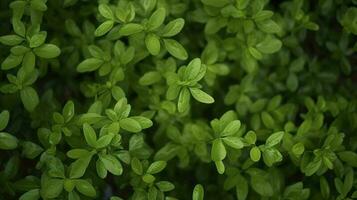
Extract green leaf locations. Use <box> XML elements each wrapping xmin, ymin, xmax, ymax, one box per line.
<box><xmin>162</xmin><ymin>18</ymin><xmax>185</xmax><ymax>37</ymax></box>
<box><xmin>19</xmin><ymin>189</ymin><xmax>40</xmax><ymax>200</ymax></box>
<box><xmin>292</xmin><ymin>142</ymin><xmax>305</xmax><ymax>156</ymax></box>
<box><xmin>262</xmin><ymin>148</ymin><xmax>282</xmax><ymax>167</ymax></box>
<box><xmin>147</xmin><ymin>7</ymin><xmax>166</xmax><ymax>31</ymax></box>
<box><xmin>185</xmin><ymin>58</ymin><xmax>201</xmax><ymax>80</ymax></box>
<box><xmin>33</xmin><ymin>44</ymin><xmax>60</xmax><ymax>58</ymax></box>
<box><xmin>29</xmin><ymin>32</ymin><xmax>47</xmax><ymax>48</ymax></box>
<box><xmin>257</xmin><ymin>19</ymin><xmax>281</xmax><ymax>33</ymax></box>
<box><xmin>190</xmin><ymin>88</ymin><xmax>214</xmax><ymax>104</ymax></box>
<box><xmin>77</xmin><ymin>58</ymin><xmax>104</xmax><ymax>72</ymax></box>
<box><xmin>119</xmin><ymin>23</ymin><xmax>144</xmax><ymax>36</ymax></box>
<box><xmin>155</xmin><ymin>181</ymin><xmax>175</xmax><ymax>192</ymax></box>
<box><xmin>0</xmin><ymin>132</ymin><xmax>18</xmax><ymax>150</ymax></box>
<box><xmin>320</xmin><ymin>177</ymin><xmax>330</xmax><ymax>199</ymax></box>
<box><xmin>211</xmin><ymin>139</ymin><xmax>226</xmax><ymax>161</ymax></box>
<box><xmin>163</xmin><ymin>39</ymin><xmax>188</xmax><ymax>60</ymax></box>
<box><xmin>83</xmin><ymin>123</ymin><xmax>97</xmax><ymax>147</ymax></box>
<box><xmin>250</xmin><ymin>146</ymin><xmax>261</xmax><ymax>162</ymax></box>
<box><xmin>261</xmin><ymin>111</ymin><xmax>275</xmax><ymax>129</ymax></box>
<box><xmin>69</xmin><ymin>153</ymin><xmax>93</xmax><ymax>178</ymax></box>
<box><xmin>95</xmin><ymin>134</ymin><xmax>114</xmax><ymax>149</ymax></box>
<box><xmin>21</xmin><ymin>141</ymin><xmax>43</xmax><ymax>159</ymax></box>
<box><xmin>131</xmin><ymin>157</ymin><xmax>143</xmax><ymax>175</ymax></box>
<box><xmin>40</xmin><ymin>177</ymin><xmax>64</xmax><ymax>199</ymax></box>
<box><xmin>338</xmin><ymin>151</ymin><xmax>357</xmax><ymax>167</ymax></box>
<box><xmin>0</xmin><ymin>34</ymin><xmax>24</xmax><ymax>46</ymax></box>
<box><xmin>265</xmin><ymin>131</ymin><xmax>284</xmax><ymax>147</ymax></box>
<box><xmin>221</xmin><ymin>120</ymin><xmax>241</xmax><ymax>136</ymax></box>
<box><xmin>286</xmin><ymin>73</ymin><xmax>298</xmax><ymax>92</ymax></box>
<box><xmin>139</xmin><ymin>71</ymin><xmax>161</xmax><ymax>85</ymax></box>
<box><xmin>250</xmin><ymin>175</ymin><xmax>273</xmax><ymax>197</ymax></box>
<box><xmin>99</xmin><ymin>154</ymin><xmax>123</xmax><ymax>175</ymax></box>
<box><xmin>1</xmin><ymin>54</ymin><xmax>23</xmax><ymax>70</ymax></box>
<box><xmin>120</xmin><ymin>118</ymin><xmax>142</xmax><ymax>133</ymax></box>
<box><xmin>20</xmin><ymin>87</ymin><xmax>39</xmax><ymax>112</ymax></box>
<box><xmin>142</xmin><ymin>174</ymin><xmax>156</xmax><ymax>184</ymax></box>
<box><xmin>63</xmin><ymin>101</ymin><xmax>75</xmax><ymax>122</ymax></box>
<box><xmin>192</xmin><ymin>184</ymin><xmax>204</xmax><ymax>200</ymax></box>
<box><xmin>75</xmin><ymin>180</ymin><xmax>96</xmax><ymax>197</ymax></box>
<box><xmin>178</xmin><ymin>87</ymin><xmax>190</xmax><ymax>113</ymax></box>
<box><xmin>98</xmin><ymin>4</ymin><xmax>114</xmax><ymax>19</ymax></box>
<box><xmin>145</xmin><ymin>33</ymin><xmax>161</xmax><ymax>55</ymax></box>
<box><xmin>222</xmin><ymin>137</ymin><xmax>244</xmax><ymax>149</ymax></box>
<box><xmin>147</xmin><ymin>160</ymin><xmax>167</xmax><ymax>174</ymax></box>
<box><xmin>256</xmin><ymin>36</ymin><xmax>282</xmax><ymax>54</ymax></box>
<box><xmin>236</xmin><ymin>175</ymin><xmax>248</xmax><ymax>200</ymax></box>
<box><xmin>95</xmin><ymin>20</ymin><xmax>114</xmax><ymax>37</ymax></box>
<box><xmin>0</xmin><ymin>110</ymin><xmax>10</xmax><ymax>131</ymax></box>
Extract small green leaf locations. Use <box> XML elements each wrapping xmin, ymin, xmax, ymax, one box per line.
<box><xmin>139</xmin><ymin>71</ymin><xmax>161</xmax><ymax>85</ymax></box>
<box><xmin>0</xmin><ymin>110</ymin><xmax>10</xmax><ymax>131</ymax></box>
<box><xmin>75</xmin><ymin>180</ymin><xmax>96</xmax><ymax>197</ymax></box>
<box><xmin>20</xmin><ymin>87</ymin><xmax>39</xmax><ymax>112</ymax></box>
<box><xmin>156</xmin><ymin>181</ymin><xmax>175</xmax><ymax>192</ymax></box>
<box><xmin>119</xmin><ymin>23</ymin><xmax>143</xmax><ymax>36</ymax></box>
<box><xmin>147</xmin><ymin>161</ymin><xmax>167</xmax><ymax>174</ymax></box>
<box><xmin>29</xmin><ymin>32</ymin><xmax>47</xmax><ymax>48</ymax></box>
<box><xmin>77</xmin><ymin>58</ymin><xmax>104</xmax><ymax>72</ymax></box>
<box><xmin>99</xmin><ymin>154</ymin><xmax>123</xmax><ymax>175</ymax></box>
<box><xmin>147</xmin><ymin>7</ymin><xmax>166</xmax><ymax>31</ymax></box>
<box><xmin>95</xmin><ymin>20</ymin><xmax>114</xmax><ymax>37</ymax></box>
<box><xmin>192</xmin><ymin>184</ymin><xmax>204</xmax><ymax>200</ymax></box>
<box><xmin>190</xmin><ymin>88</ymin><xmax>214</xmax><ymax>104</ymax></box>
<box><xmin>222</xmin><ymin>137</ymin><xmax>244</xmax><ymax>149</ymax></box>
<box><xmin>131</xmin><ymin>157</ymin><xmax>143</xmax><ymax>175</ymax></box>
<box><xmin>120</xmin><ymin>118</ymin><xmax>142</xmax><ymax>133</ymax></box>
<box><xmin>33</xmin><ymin>44</ymin><xmax>61</xmax><ymax>58</ymax></box>
<box><xmin>145</xmin><ymin>33</ymin><xmax>161</xmax><ymax>55</ymax></box>
<box><xmin>83</xmin><ymin>123</ymin><xmax>97</xmax><ymax>147</ymax></box>
<box><xmin>163</xmin><ymin>39</ymin><xmax>188</xmax><ymax>60</ymax></box>
<box><xmin>265</xmin><ymin>131</ymin><xmax>284</xmax><ymax>147</ymax></box>
<box><xmin>211</xmin><ymin>139</ymin><xmax>226</xmax><ymax>161</ymax></box>
<box><xmin>162</xmin><ymin>18</ymin><xmax>185</xmax><ymax>37</ymax></box>
<box><xmin>98</xmin><ymin>4</ymin><xmax>114</xmax><ymax>19</ymax></box>
<box><xmin>221</xmin><ymin>120</ymin><xmax>241</xmax><ymax>136</ymax></box>
<box><xmin>69</xmin><ymin>153</ymin><xmax>93</xmax><ymax>179</ymax></box>
<box><xmin>250</xmin><ymin>146</ymin><xmax>261</xmax><ymax>162</ymax></box>
<box><xmin>256</xmin><ymin>36</ymin><xmax>282</xmax><ymax>54</ymax></box>
<box><xmin>0</xmin><ymin>132</ymin><xmax>18</xmax><ymax>150</ymax></box>
<box><xmin>0</xmin><ymin>35</ymin><xmax>24</xmax><ymax>46</ymax></box>
<box><xmin>178</xmin><ymin>87</ymin><xmax>190</xmax><ymax>113</ymax></box>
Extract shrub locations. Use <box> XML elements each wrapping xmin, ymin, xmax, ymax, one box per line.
<box><xmin>0</xmin><ymin>0</ymin><xmax>357</xmax><ymax>199</ymax></box>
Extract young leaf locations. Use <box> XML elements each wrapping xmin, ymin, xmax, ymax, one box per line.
<box><xmin>190</xmin><ymin>88</ymin><xmax>214</xmax><ymax>104</ymax></box>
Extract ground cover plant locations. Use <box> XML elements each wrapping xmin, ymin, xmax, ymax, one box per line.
<box><xmin>0</xmin><ymin>0</ymin><xmax>357</xmax><ymax>199</ymax></box>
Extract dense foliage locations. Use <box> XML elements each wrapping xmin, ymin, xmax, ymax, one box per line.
<box><xmin>0</xmin><ymin>0</ymin><xmax>357</xmax><ymax>199</ymax></box>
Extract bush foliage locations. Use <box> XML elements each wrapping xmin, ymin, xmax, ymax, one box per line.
<box><xmin>0</xmin><ymin>0</ymin><xmax>357</xmax><ymax>199</ymax></box>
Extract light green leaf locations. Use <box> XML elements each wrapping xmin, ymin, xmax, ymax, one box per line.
<box><xmin>211</xmin><ymin>139</ymin><xmax>226</xmax><ymax>161</ymax></box>
<box><xmin>192</xmin><ymin>184</ymin><xmax>204</xmax><ymax>200</ymax></box>
<box><xmin>147</xmin><ymin>160</ymin><xmax>167</xmax><ymax>174</ymax></box>
<box><xmin>163</xmin><ymin>39</ymin><xmax>188</xmax><ymax>60</ymax></box>
<box><xmin>95</xmin><ymin>20</ymin><xmax>114</xmax><ymax>37</ymax></box>
<box><xmin>77</xmin><ymin>58</ymin><xmax>104</xmax><ymax>72</ymax></box>
<box><xmin>190</xmin><ymin>88</ymin><xmax>214</xmax><ymax>104</ymax></box>
<box><xmin>20</xmin><ymin>87</ymin><xmax>39</xmax><ymax>112</ymax></box>
<box><xmin>147</xmin><ymin>7</ymin><xmax>166</xmax><ymax>31</ymax></box>
<box><xmin>145</xmin><ymin>33</ymin><xmax>161</xmax><ymax>55</ymax></box>
<box><xmin>33</xmin><ymin>44</ymin><xmax>61</xmax><ymax>58</ymax></box>
<box><xmin>0</xmin><ymin>110</ymin><xmax>10</xmax><ymax>131</ymax></box>
<box><xmin>162</xmin><ymin>18</ymin><xmax>185</xmax><ymax>37</ymax></box>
